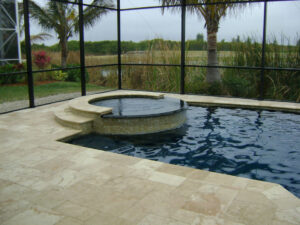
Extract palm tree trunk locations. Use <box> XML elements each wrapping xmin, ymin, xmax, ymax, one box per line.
<box><xmin>206</xmin><ymin>25</ymin><xmax>221</xmax><ymax>83</ymax></box>
<box><xmin>60</xmin><ymin>36</ymin><xmax>68</xmax><ymax>68</ymax></box>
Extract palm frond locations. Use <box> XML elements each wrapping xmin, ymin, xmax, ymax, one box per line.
<box><xmin>28</xmin><ymin>0</ymin><xmax>57</xmax><ymax>31</ymax></box>
<box><xmin>73</xmin><ymin>0</ymin><xmax>115</xmax><ymax>33</ymax></box>
<box><xmin>160</xmin><ymin>0</ymin><xmax>253</xmax><ymax>30</ymax></box>
<box><xmin>30</xmin><ymin>32</ymin><xmax>53</xmax><ymax>43</ymax></box>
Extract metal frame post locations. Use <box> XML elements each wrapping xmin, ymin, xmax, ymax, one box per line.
<box><xmin>79</xmin><ymin>0</ymin><xmax>86</xmax><ymax>96</ymax></box>
<box><xmin>117</xmin><ymin>0</ymin><xmax>122</xmax><ymax>89</ymax></box>
<box><xmin>260</xmin><ymin>0</ymin><xmax>268</xmax><ymax>100</ymax></box>
<box><xmin>180</xmin><ymin>0</ymin><xmax>186</xmax><ymax>94</ymax></box>
<box><xmin>23</xmin><ymin>0</ymin><xmax>34</xmax><ymax>107</ymax></box>
<box><xmin>15</xmin><ymin>0</ymin><xmax>22</xmax><ymax>63</ymax></box>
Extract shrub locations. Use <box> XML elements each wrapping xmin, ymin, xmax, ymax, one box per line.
<box><xmin>65</xmin><ymin>65</ymin><xmax>89</xmax><ymax>82</ymax></box>
<box><xmin>0</xmin><ymin>63</ymin><xmax>26</xmax><ymax>85</ymax></box>
<box><xmin>51</xmin><ymin>64</ymin><xmax>89</xmax><ymax>82</ymax></box>
<box><xmin>222</xmin><ymin>72</ymin><xmax>253</xmax><ymax>97</ymax></box>
<box><xmin>33</xmin><ymin>51</ymin><xmax>51</xmax><ymax>69</ymax></box>
<box><xmin>53</xmin><ymin>70</ymin><xmax>68</xmax><ymax>81</ymax></box>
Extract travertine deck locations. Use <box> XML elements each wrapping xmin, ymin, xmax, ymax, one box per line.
<box><xmin>1</xmin><ymin>90</ymin><xmax>299</xmax><ymax>225</ymax></box>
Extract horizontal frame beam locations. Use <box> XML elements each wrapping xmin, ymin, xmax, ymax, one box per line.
<box><xmin>50</xmin><ymin>0</ymin><xmax>299</xmax><ymax>11</ymax></box>
<box><xmin>1</xmin><ymin>63</ymin><xmax>299</xmax><ymax>77</ymax></box>
<box><xmin>120</xmin><ymin>0</ymin><xmax>298</xmax><ymax>11</ymax></box>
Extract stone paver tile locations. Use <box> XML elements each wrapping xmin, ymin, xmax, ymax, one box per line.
<box><xmin>26</xmin><ymin>188</ymin><xmax>67</xmax><ymax>209</ymax></box>
<box><xmin>2</xmin><ymin>208</ymin><xmax>61</xmax><ymax>225</ymax></box>
<box><xmin>198</xmin><ymin>183</ymin><xmax>220</xmax><ymax>194</ymax></box>
<box><xmin>0</xmin><ymin>165</ymin><xmax>46</xmax><ymax>188</ymax></box>
<box><xmin>16</xmin><ymin>152</ymin><xmax>56</xmax><ymax>168</ymax></box>
<box><xmin>129</xmin><ymin>159</ymin><xmax>163</xmax><ymax>179</ymax></box>
<box><xmin>62</xmin><ymin>182</ymin><xmax>109</xmax><ymax>206</ymax></box>
<box><xmin>84</xmin><ymin>212</ymin><xmax>131</xmax><ymax>225</ymax></box>
<box><xmin>135</xmin><ymin>190</ymin><xmax>187</xmax><ymax>218</ymax></box>
<box><xmin>0</xmin><ymin>183</ymin><xmax>35</xmax><ymax>203</ymax></box>
<box><xmin>186</xmin><ymin>169</ymin><xmax>210</xmax><ymax>181</ymax></box>
<box><xmin>0</xmin><ymin>146</ymin><xmax>33</xmax><ymax>163</ymax></box>
<box><xmin>246</xmin><ymin>179</ymin><xmax>276</xmax><ymax>192</ymax></box>
<box><xmin>171</xmin><ymin>209</ymin><xmax>204</xmax><ymax>224</ymax></box>
<box><xmin>0</xmin><ymin>200</ymin><xmax>31</xmax><ymax>224</ymax></box>
<box><xmin>182</xmin><ymin>192</ymin><xmax>222</xmax><ymax>216</ymax></box>
<box><xmin>100</xmin><ymin>176</ymin><xmax>154</xmax><ymax>198</ymax></box>
<box><xmin>33</xmin><ymin>157</ymin><xmax>74</xmax><ymax>174</ymax></box>
<box><xmin>230</xmin><ymin>176</ymin><xmax>250</xmax><ymax>190</ymax></box>
<box><xmin>156</xmin><ymin>163</ymin><xmax>194</xmax><ymax>177</ymax></box>
<box><xmin>69</xmin><ymin>149</ymin><xmax>103</xmax><ymax>160</ymax></box>
<box><xmin>168</xmin><ymin>221</ymin><xmax>189</xmax><ymax>225</ymax></box>
<box><xmin>193</xmin><ymin>215</ymin><xmax>246</xmax><ymax>225</ymax></box>
<box><xmin>119</xmin><ymin>204</ymin><xmax>149</xmax><ymax>224</ymax></box>
<box><xmin>172</xmin><ymin>208</ymin><xmax>246</xmax><ymax>225</ymax></box>
<box><xmin>272</xmin><ymin>197</ymin><xmax>300</xmax><ymax>210</ymax></box>
<box><xmin>32</xmin><ymin>169</ymin><xmax>85</xmax><ymax>190</ymax></box>
<box><xmin>53</xmin><ymin>201</ymin><xmax>98</xmax><ymax>221</ymax></box>
<box><xmin>263</xmin><ymin>184</ymin><xmax>296</xmax><ymax>200</ymax></box>
<box><xmin>271</xmin><ymin>220</ymin><xmax>295</xmax><ymax>225</ymax></box>
<box><xmin>80</xmin><ymin>172</ymin><xmax>111</xmax><ymax>186</ymax></box>
<box><xmin>150</xmin><ymin>179</ymin><xmax>179</xmax><ymax>193</ymax></box>
<box><xmin>130</xmin><ymin>159</ymin><xmax>163</xmax><ymax>171</ymax></box>
<box><xmin>214</xmin><ymin>186</ymin><xmax>239</xmax><ymax>212</ymax></box>
<box><xmin>172</xmin><ymin>179</ymin><xmax>205</xmax><ymax>197</ymax></box>
<box><xmin>94</xmin><ymin>192</ymin><xmax>139</xmax><ymax>216</ymax></box>
<box><xmin>148</xmin><ymin>171</ymin><xmax>186</xmax><ymax>186</ymax></box>
<box><xmin>223</xmin><ymin>200</ymin><xmax>276</xmax><ymax>225</ymax></box>
<box><xmin>202</xmin><ymin>172</ymin><xmax>238</xmax><ymax>187</ymax></box>
<box><xmin>98</xmin><ymin>165</ymin><xmax>134</xmax><ymax>179</ymax></box>
<box><xmin>95</xmin><ymin>151</ymin><xmax>141</xmax><ymax>166</ymax></box>
<box><xmin>235</xmin><ymin>189</ymin><xmax>274</xmax><ymax>206</ymax></box>
<box><xmin>137</xmin><ymin>214</ymin><xmax>172</xmax><ymax>225</ymax></box>
<box><xmin>274</xmin><ymin>208</ymin><xmax>300</xmax><ymax>225</ymax></box>
<box><xmin>55</xmin><ymin>217</ymin><xmax>83</xmax><ymax>225</ymax></box>
<box><xmin>69</xmin><ymin>157</ymin><xmax>111</xmax><ymax>175</ymax></box>
<box><xmin>0</xmin><ymin>178</ymin><xmax>14</xmax><ymax>189</ymax></box>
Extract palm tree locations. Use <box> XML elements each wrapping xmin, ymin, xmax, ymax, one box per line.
<box><xmin>24</xmin><ymin>0</ymin><xmax>113</xmax><ymax>68</ymax></box>
<box><xmin>160</xmin><ymin>0</ymin><xmax>251</xmax><ymax>83</ymax></box>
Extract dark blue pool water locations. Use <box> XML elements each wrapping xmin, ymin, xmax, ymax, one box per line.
<box><xmin>68</xmin><ymin>107</ymin><xmax>300</xmax><ymax>198</ymax></box>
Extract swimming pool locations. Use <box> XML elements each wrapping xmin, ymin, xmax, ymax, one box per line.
<box><xmin>68</xmin><ymin>106</ymin><xmax>300</xmax><ymax>197</ymax></box>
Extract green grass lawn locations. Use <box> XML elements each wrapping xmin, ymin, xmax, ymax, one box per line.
<box><xmin>0</xmin><ymin>81</ymin><xmax>110</xmax><ymax>103</ymax></box>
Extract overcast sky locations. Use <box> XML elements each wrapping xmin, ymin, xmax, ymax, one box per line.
<box><xmin>29</xmin><ymin>0</ymin><xmax>300</xmax><ymax>45</ymax></box>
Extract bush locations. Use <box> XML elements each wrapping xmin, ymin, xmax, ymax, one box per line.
<box><xmin>33</xmin><ymin>51</ymin><xmax>51</xmax><ymax>69</ymax></box>
<box><xmin>53</xmin><ymin>70</ymin><xmax>68</xmax><ymax>81</ymax></box>
<box><xmin>197</xmin><ymin>82</ymin><xmax>225</xmax><ymax>96</ymax></box>
<box><xmin>0</xmin><ymin>63</ymin><xmax>26</xmax><ymax>85</ymax></box>
<box><xmin>222</xmin><ymin>72</ymin><xmax>253</xmax><ymax>97</ymax></box>
<box><xmin>51</xmin><ymin>64</ymin><xmax>89</xmax><ymax>82</ymax></box>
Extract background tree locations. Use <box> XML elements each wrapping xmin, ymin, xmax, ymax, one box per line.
<box><xmin>160</xmin><ymin>0</ymin><xmax>252</xmax><ymax>83</ymax></box>
<box><xmin>196</xmin><ymin>33</ymin><xmax>204</xmax><ymax>41</ymax></box>
<box><xmin>24</xmin><ymin>0</ymin><xmax>113</xmax><ymax>68</ymax></box>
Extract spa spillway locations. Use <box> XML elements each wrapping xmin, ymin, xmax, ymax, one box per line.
<box><xmin>55</xmin><ymin>93</ymin><xmax>188</xmax><ymax>135</ymax></box>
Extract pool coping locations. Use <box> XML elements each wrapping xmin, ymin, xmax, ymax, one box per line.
<box><xmin>165</xmin><ymin>93</ymin><xmax>300</xmax><ymax>113</ymax></box>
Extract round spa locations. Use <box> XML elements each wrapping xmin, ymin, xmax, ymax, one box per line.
<box><xmin>90</xmin><ymin>96</ymin><xmax>187</xmax><ymax>135</ymax></box>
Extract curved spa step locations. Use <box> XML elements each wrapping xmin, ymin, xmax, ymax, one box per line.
<box><xmin>54</xmin><ymin>105</ymin><xmax>94</xmax><ymax>133</ymax></box>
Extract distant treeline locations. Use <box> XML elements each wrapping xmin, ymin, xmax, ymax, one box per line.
<box><xmin>23</xmin><ymin>38</ymin><xmax>298</xmax><ymax>55</ymax></box>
